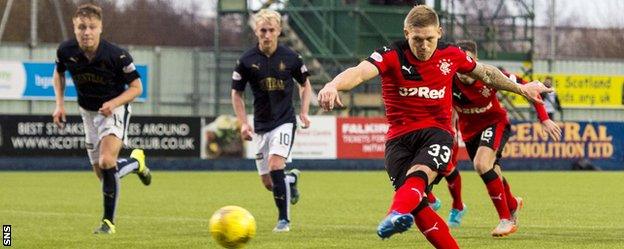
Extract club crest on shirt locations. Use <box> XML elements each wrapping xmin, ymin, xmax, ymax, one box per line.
<box><xmin>279</xmin><ymin>61</ymin><xmax>286</xmax><ymax>72</ymax></box>
<box><xmin>480</xmin><ymin>87</ymin><xmax>492</xmax><ymax>97</ymax></box>
<box><xmin>438</xmin><ymin>59</ymin><xmax>452</xmax><ymax>75</ymax></box>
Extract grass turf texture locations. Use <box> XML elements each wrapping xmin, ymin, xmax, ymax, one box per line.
<box><xmin>1</xmin><ymin>171</ymin><xmax>623</xmax><ymax>248</ymax></box>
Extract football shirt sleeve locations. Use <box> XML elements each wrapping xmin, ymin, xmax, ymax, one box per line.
<box><xmin>365</xmin><ymin>46</ymin><xmax>393</xmax><ymax>74</ymax></box>
<box><xmin>118</xmin><ymin>50</ymin><xmax>141</xmax><ymax>84</ymax></box>
<box><xmin>454</xmin><ymin>48</ymin><xmax>477</xmax><ymax>74</ymax></box>
<box><xmin>231</xmin><ymin>60</ymin><xmax>248</xmax><ymax>91</ymax></box>
<box><xmin>55</xmin><ymin>48</ymin><xmax>66</xmax><ymax>74</ymax></box>
<box><xmin>292</xmin><ymin>54</ymin><xmax>310</xmax><ymax>85</ymax></box>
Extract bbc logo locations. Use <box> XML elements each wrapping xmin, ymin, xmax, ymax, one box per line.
<box><xmin>2</xmin><ymin>225</ymin><xmax>10</xmax><ymax>246</ymax></box>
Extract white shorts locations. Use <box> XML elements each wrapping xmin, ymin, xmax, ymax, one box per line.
<box><xmin>254</xmin><ymin>123</ymin><xmax>295</xmax><ymax>175</ymax></box>
<box><xmin>80</xmin><ymin>104</ymin><xmax>131</xmax><ymax>165</ymax></box>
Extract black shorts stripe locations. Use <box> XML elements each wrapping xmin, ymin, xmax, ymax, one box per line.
<box><xmin>285</xmin><ymin>124</ymin><xmax>297</xmax><ymax>158</ymax></box>
<box><xmin>122</xmin><ymin>104</ymin><xmax>130</xmax><ymax>143</ymax></box>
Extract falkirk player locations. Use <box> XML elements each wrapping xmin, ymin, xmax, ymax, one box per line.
<box><xmin>52</xmin><ymin>3</ymin><xmax>151</xmax><ymax>234</ymax></box>
<box><xmin>452</xmin><ymin>40</ymin><xmax>561</xmax><ymax>236</ymax></box>
<box><xmin>231</xmin><ymin>9</ymin><xmax>311</xmax><ymax>232</ymax></box>
<box><xmin>318</xmin><ymin>5</ymin><xmax>552</xmax><ymax>248</ymax></box>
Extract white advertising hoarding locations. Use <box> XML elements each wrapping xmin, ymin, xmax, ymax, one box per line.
<box><xmin>245</xmin><ymin>115</ymin><xmax>337</xmax><ymax>159</ymax></box>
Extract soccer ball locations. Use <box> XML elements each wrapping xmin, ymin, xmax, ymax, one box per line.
<box><xmin>209</xmin><ymin>206</ymin><xmax>257</xmax><ymax>249</ymax></box>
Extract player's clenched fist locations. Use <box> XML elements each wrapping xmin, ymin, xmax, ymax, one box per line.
<box><xmin>98</xmin><ymin>100</ymin><xmax>117</xmax><ymax>116</ymax></box>
<box><xmin>240</xmin><ymin>123</ymin><xmax>254</xmax><ymax>141</ymax></box>
<box><xmin>52</xmin><ymin>105</ymin><xmax>67</xmax><ymax>128</ymax></box>
<box><xmin>317</xmin><ymin>84</ymin><xmax>343</xmax><ymax>111</ymax></box>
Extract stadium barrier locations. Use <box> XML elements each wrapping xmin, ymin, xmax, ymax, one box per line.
<box><xmin>1</xmin><ymin>115</ymin><xmax>622</xmax><ymax>170</ymax></box>
<box><xmin>0</xmin><ymin>61</ymin><xmax>148</xmax><ymax>101</ymax></box>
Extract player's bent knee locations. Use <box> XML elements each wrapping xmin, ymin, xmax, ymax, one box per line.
<box><xmin>268</xmin><ymin>165</ymin><xmax>286</xmax><ymax>171</ymax></box>
<box><xmin>407</xmin><ymin>165</ymin><xmax>438</xmax><ymax>184</ymax></box>
<box><xmin>473</xmin><ymin>160</ymin><xmax>491</xmax><ymax>174</ymax></box>
<box><xmin>98</xmin><ymin>155</ymin><xmax>117</xmax><ymax>169</ymax></box>
<box><xmin>407</xmin><ymin>164</ymin><xmax>432</xmax><ymax>175</ymax></box>
<box><xmin>406</xmin><ymin>170</ymin><xmax>429</xmax><ymax>183</ymax></box>
<box><xmin>445</xmin><ymin>168</ymin><xmax>459</xmax><ymax>181</ymax></box>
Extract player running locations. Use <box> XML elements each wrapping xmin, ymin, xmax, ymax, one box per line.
<box><xmin>231</xmin><ymin>9</ymin><xmax>312</xmax><ymax>232</ymax></box>
<box><xmin>451</xmin><ymin>40</ymin><xmax>561</xmax><ymax>236</ymax></box>
<box><xmin>52</xmin><ymin>3</ymin><xmax>151</xmax><ymax>234</ymax></box>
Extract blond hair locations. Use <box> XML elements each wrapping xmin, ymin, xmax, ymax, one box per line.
<box><xmin>253</xmin><ymin>9</ymin><xmax>281</xmax><ymax>29</ymax></box>
<box><xmin>404</xmin><ymin>5</ymin><xmax>439</xmax><ymax>29</ymax></box>
<box><xmin>74</xmin><ymin>3</ymin><xmax>102</xmax><ymax>20</ymax></box>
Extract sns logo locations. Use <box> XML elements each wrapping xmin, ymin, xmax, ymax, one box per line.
<box><xmin>438</xmin><ymin>59</ymin><xmax>452</xmax><ymax>75</ymax></box>
<box><xmin>399</xmin><ymin>86</ymin><xmax>446</xmax><ymax>99</ymax></box>
<box><xmin>2</xmin><ymin>225</ymin><xmax>10</xmax><ymax>246</ymax></box>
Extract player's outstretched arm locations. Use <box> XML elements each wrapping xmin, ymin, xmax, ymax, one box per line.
<box><xmin>231</xmin><ymin>89</ymin><xmax>253</xmax><ymax>141</ymax></box>
<box><xmin>467</xmin><ymin>63</ymin><xmax>552</xmax><ymax>104</ymax></box>
<box><xmin>518</xmin><ymin>80</ymin><xmax>562</xmax><ymax>141</ymax></box>
<box><xmin>318</xmin><ymin>60</ymin><xmax>379</xmax><ymax>111</ymax></box>
<box><xmin>298</xmin><ymin>79</ymin><xmax>312</xmax><ymax>128</ymax></box>
<box><xmin>52</xmin><ymin>69</ymin><xmax>67</xmax><ymax>128</ymax></box>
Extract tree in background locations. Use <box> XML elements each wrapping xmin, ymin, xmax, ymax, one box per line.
<box><xmin>0</xmin><ymin>0</ymin><xmax>243</xmax><ymax>48</ymax></box>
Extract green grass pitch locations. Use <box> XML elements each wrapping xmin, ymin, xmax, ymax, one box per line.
<box><xmin>1</xmin><ymin>171</ymin><xmax>623</xmax><ymax>248</ymax></box>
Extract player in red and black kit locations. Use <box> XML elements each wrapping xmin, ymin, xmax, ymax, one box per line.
<box><xmin>318</xmin><ymin>5</ymin><xmax>553</xmax><ymax>248</ymax></box>
<box><xmin>424</xmin><ymin>111</ymin><xmax>466</xmax><ymax>228</ymax></box>
<box><xmin>451</xmin><ymin>40</ymin><xmax>561</xmax><ymax>237</ymax></box>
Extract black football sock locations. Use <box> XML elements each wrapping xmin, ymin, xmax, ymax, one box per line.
<box><xmin>270</xmin><ymin>169</ymin><xmax>289</xmax><ymax>222</ymax></box>
<box><xmin>116</xmin><ymin>158</ymin><xmax>139</xmax><ymax>178</ymax></box>
<box><xmin>101</xmin><ymin>167</ymin><xmax>120</xmax><ymax>223</ymax></box>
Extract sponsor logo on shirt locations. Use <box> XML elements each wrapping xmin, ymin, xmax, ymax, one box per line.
<box><xmin>260</xmin><ymin>77</ymin><xmax>285</xmax><ymax>91</ymax></box>
<box><xmin>398</xmin><ymin>86</ymin><xmax>446</xmax><ymax>99</ymax></box>
<box><xmin>454</xmin><ymin>101</ymin><xmax>493</xmax><ymax>114</ymax></box>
